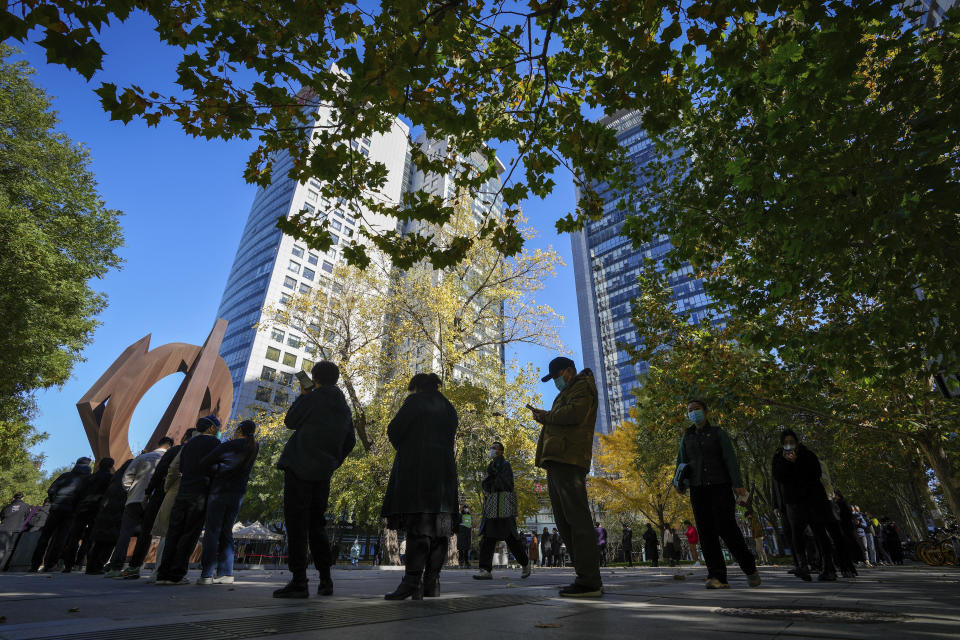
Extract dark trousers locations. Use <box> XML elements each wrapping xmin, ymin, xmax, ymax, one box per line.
<box><xmin>403</xmin><ymin>532</ymin><xmax>447</xmax><ymax>585</ymax></box>
<box><xmin>31</xmin><ymin>508</ymin><xmax>72</xmax><ymax>570</ymax></box>
<box><xmin>157</xmin><ymin>493</ymin><xmax>207</xmax><ymax>581</ymax></box>
<box><xmin>479</xmin><ymin>533</ymin><xmax>529</xmax><ymax>572</ymax></box>
<box><xmin>0</xmin><ymin>531</ymin><xmax>20</xmax><ymax>570</ymax></box>
<box><xmin>61</xmin><ymin>512</ymin><xmax>96</xmax><ymax>570</ymax></box>
<box><xmin>283</xmin><ymin>470</ymin><xmax>332</xmax><ymax>585</ymax></box>
<box><xmin>201</xmin><ymin>492</ymin><xmax>243</xmax><ymax>578</ymax></box>
<box><xmin>128</xmin><ymin>494</ymin><xmax>162</xmax><ymax>569</ymax></box>
<box><xmin>85</xmin><ymin>540</ymin><xmax>113</xmax><ymax>574</ymax></box>
<box><xmin>456</xmin><ymin>527</ymin><xmax>471</xmax><ymax>566</ymax></box>
<box><xmin>546</xmin><ymin>462</ymin><xmax>601</xmax><ymax>589</ymax></box>
<box><xmin>689</xmin><ymin>484</ymin><xmax>757</xmax><ymax>583</ymax></box>
<box><xmin>599</xmin><ymin>543</ymin><xmax>607</xmax><ymax>567</ymax></box>
<box><xmin>540</xmin><ymin>546</ymin><xmax>551</xmax><ymax>566</ymax></box>
<box><xmin>623</xmin><ymin>544</ymin><xmax>632</xmax><ymax>566</ymax></box>
<box><xmin>786</xmin><ymin>503</ymin><xmax>836</xmax><ymax>574</ymax></box>
<box><xmin>646</xmin><ymin>545</ymin><xmax>659</xmax><ymax>566</ymax></box>
<box><xmin>108</xmin><ymin>502</ymin><xmax>144</xmax><ymax>570</ymax></box>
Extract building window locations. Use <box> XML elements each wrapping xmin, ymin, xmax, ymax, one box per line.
<box><xmin>278</xmin><ymin>371</ymin><xmax>294</xmax><ymax>386</ymax></box>
<box><xmin>280</xmin><ymin>293</ymin><xmax>291</xmax><ymax>304</ymax></box>
<box><xmin>260</xmin><ymin>366</ymin><xmax>276</xmax><ymax>381</ymax></box>
<box><xmin>283</xmin><ymin>352</ymin><xmax>297</xmax><ymax>367</ymax></box>
<box><xmin>307</xmin><ymin>253</ymin><xmax>319</xmax><ymax>265</ymax></box>
<box><xmin>288</xmin><ymin>260</ymin><xmax>300</xmax><ymax>274</ymax></box>
<box><xmin>333</xmin><ymin>209</ymin><xmax>344</xmax><ymax>218</ymax></box>
<box><xmin>292</xmin><ymin>245</ymin><xmax>305</xmax><ymax>258</ymax></box>
<box><xmin>331</xmin><ymin>220</ymin><xmax>342</xmax><ymax>231</ymax></box>
<box><xmin>299</xmin><ymin>283</ymin><xmax>312</xmax><ymax>294</ymax></box>
<box><xmin>330</xmin><ymin>234</ymin><xmax>339</xmax><ymax>244</ymax></box>
<box><xmin>283</xmin><ymin>275</ymin><xmax>297</xmax><ymax>290</ymax></box>
<box><xmin>307</xmin><ymin>190</ymin><xmax>318</xmax><ymax>202</ymax></box>
<box><xmin>273</xmin><ymin>390</ymin><xmax>289</xmax><ymax>406</ymax></box>
<box><xmin>255</xmin><ymin>386</ymin><xmax>273</xmax><ymax>402</ymax></box>
<box><xmin>302</xmin><ymin>267</ymin><xmax>315</xmax><ymax>281</ymax></box>
<box><xmin>302</xmin><ymin>358</ymin><xmax>315</xmax><ymax>372</ymax></box>
<box><xmin>302</xmin><ymin>202</ymin><xmax>315</xmax><ymax>213</ymax></box>
<box><xmin>287</xmin><ymin>335</ymin><xmax>301</xmax><ymax>348</ymax></box>
<box><xmin>322</xmin><ymin>261</ymin><xmax>334</xmax><ymax>273</ymax></box>
<box><xmin>266</xmin><ymin>346</ymin><xmax>281</xmax><ymax>362</ymax></box>
<box><xmin>304</xmin><ymin>342</ymin><xmax>316</xmax><ymax>354</ymax></box>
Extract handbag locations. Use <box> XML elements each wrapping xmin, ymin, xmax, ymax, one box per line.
<box><xmin>673</xmin><ymin>462</ymin><xmax>690</xmax><ymax>490</ymax></box>
<box><xmin>482</xmin><ymin>491</ymin><xmax>518</xmax><ymax>519</ymax></box>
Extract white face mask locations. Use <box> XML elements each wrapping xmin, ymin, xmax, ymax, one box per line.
<box><xmin>783</xmin><ymin>444</ymin><xmax>796</xmax><ymax>452</ymax></box>
<box><xmin>488</xmin><ymin>449</ymin><xmax>498</xmax><ymax>459</ymax></box>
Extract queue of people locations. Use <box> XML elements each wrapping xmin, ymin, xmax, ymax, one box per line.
<box><xmin>3</xmin><ymin>415</ymin><xmax>260</xmax><ymax>586</ymax></box>
<box><xmin>1</xmin><ymin>354</ymin><xmax>918</xmax><ymax>601</ymax></box>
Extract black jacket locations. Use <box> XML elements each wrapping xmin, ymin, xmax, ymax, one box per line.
<box><xmin>74</xmin><ymin>468</ymin><xmax>114</xmax><ymax>517</ymax></box>
<box><xmin>622</xmin><ymin>527</ymin><xmax>633</xmax><ymax>550</ymax></box>
<box><xmin>0</xmin><ymin>498</ymin><xmax>30</xmax><ymax>532</ymax></box>
<box><xmin>200</xmin><ymin>438</ymin><xmax>260</xmax><ymax>495</ymax></box>
<box><xmin>46</xmin><ymin>463</ymin><xmax>92</xmax><ymax>512</ymax></box>
<box><xmin>380</xmin><ymin>390</ymin><xmax>458</xmax><ymax>517</ymax></box>
<box><xmin>145</xmin><ymin>444</ymin><xmax>182</xmax><ymax>501</ymax></box>
<box><xmin>24</xmin><ymin>505</ymin><xmax>49</xmax><ymax>531</ymax></box>
<box><xmin>642</xmin><ymin>527</ymin><xmax>659</xmax><ymax>553</ymax></box>
<box><xmin>177</xmin><ymin>434</ymin><xmax>221</xmax><ymax>496</ymax></box>
<box><xmin>91</xmin><ymin>460</ymin><xmax>132</xmax><ymax>542</ymax></box>
<box><xmin>278</xmin><ymin>385</ymin><xmax>355</xmax><ymax>483</ymax></box>
<box><xmin>479</xmin><ymin>456</ymin><xmax>518</xmax><ymax>539</ymax></box>
<box><xmin>677</xmin><ymin>423</ymin><xmax>743</xmax><ymax>488</ymax></box>
<box><xmin>771</xmin><ymin>444</ymin><xmax>829</xmax><ymax>506</ymax></box>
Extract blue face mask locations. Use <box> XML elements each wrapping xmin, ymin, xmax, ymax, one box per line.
<box><xmin>554</xmin><ymin>376</ymin><xmax>568</xmax><ymax>391</ymax></box>
<box><xmin>688</xmin><ymin>410</ymin><xmax>705</xmax><ymax>424</ymax></box>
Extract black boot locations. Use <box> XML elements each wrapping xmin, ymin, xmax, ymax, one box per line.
<box><xmin>317</xmin><ymin>566</ymin><xmax>333</xmax><ymax>596</ymax></box>
<box><xmin>385</xmin><ymin>580</ymin><xmax>423</xmax><ymax>600</ymax></box>
<box><xmin>423</xmin><ymin>575</ymin><xmax>440</xmax><ymax>597</ymax></box>
<box><xmin>273</xmin><ymin>581</ymin><xmax>309</xmax><ymax>599</ymax></box>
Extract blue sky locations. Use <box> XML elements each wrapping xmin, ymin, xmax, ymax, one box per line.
<box><xmin>17</xmin><ymin>16</ymin><xmax>585</xmax><ymax>472</ymax></box>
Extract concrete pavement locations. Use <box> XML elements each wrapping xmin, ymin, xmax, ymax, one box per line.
<box><xmin>0</xmin><ymin>563</ymin><xmax>957</xmax><ymax>639</ymax></box>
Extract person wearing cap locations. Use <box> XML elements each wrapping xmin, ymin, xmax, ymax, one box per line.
<box><xmin>103</xmin><ymin>437</ymin><xmax>174</xmax><ymax>578</ymax></box>
<box><xmin>30</xmin><ymin>456</ymin><xmax>92</xmax><ymax>572</ymax></box>
<box><xmin>473</xmin><ymin>441</ymin><xmax>531</xmax><ymax>581</ymax></box>
<box><xmin>528</xmin><ymin>356</ymin><xmax>602</xmax><ymax>597</ymax></box>
<box><xmin>155</xmin><ymin>415</ymin><xmax>223</xmax><ymax>585</ymax></box>
<box><xmin>195</xmin><ymin>420</ymin><xmax>260</xmax><ymax>585</ymax></box>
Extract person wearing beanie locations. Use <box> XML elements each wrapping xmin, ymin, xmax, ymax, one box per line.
<box><xmin>195</xmin><ymin>420</ymin><xmax>260</xmax><ymax>585</ymax></box>
<box><xmin>155</xmin><ymin>415</ymin><xmax>222</xmax><ymax>585</ymax></box>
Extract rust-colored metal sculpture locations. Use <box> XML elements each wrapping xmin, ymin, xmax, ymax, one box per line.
<box><xmin>77</xmin><ymin>319</ymin><xmax>234</xmax><ymax>463</ymax></box>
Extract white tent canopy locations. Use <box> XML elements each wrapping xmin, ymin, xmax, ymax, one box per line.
<box><xmin>232</xmin><ymin>521</ymin><xmax>282</xmax><ymax>541</ymax></box>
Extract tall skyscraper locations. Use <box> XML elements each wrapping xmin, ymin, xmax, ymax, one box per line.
<box><xmin>216</xmin><ymin>106</ymin><xmax>410</xmax><ymax>418</ymax></box>
<box><xmin>571</xmin><ymin>110</ymin><xmax>713</xmax><ymax>435</ymax></box>
<box><xmin>906</xmin><ymin>0</ymin><xmax>958</xmax><ymax>29</ymax></box>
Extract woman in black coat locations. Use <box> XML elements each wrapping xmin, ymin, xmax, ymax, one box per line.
<box><xmin>473</xmin><ymin>442</ymin><xmax>530</xmax><ymax>580</ymax></box>
<box><xmin>85</xmin><ymin>459</ymin><xmax>133</xmax><ymax>574</ymax></box>
<box><xmin>642</xmin><ymin>524</ymin><xmax>659</xmax><ymax>566</ymax></box>
<box><xmin>381</xmin><ymin>373</ymin><xmax>458</xmax><ymax>600</ymax></box>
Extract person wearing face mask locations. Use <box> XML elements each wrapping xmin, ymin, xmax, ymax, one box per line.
<box><xmin>528</xmin><ymin>356</ymin><xmax>602</xmax><ymax>597</ymax></box>
<box><xmin>772</xmin><ymin>429</ymin><xmax>850</xmax><ymax>582</ymax></box>
<box><xmin>155</xmin><ymin>415</ymin><xmax>223</xmax><ymax>585</ymax></box>
<box><xmin>473</xmin><ymin>442</ymin><xmax>532</xmax><ymax>580</ymax></box>
<box><xmin>674</xmin><ymin>400</ymin><xmax>761</xmax><ymax>589</ymax></box>
<box><xmin>457</xmin><ymin>505</ymin><xmax>473</xmax><ymax>568</ymax></box>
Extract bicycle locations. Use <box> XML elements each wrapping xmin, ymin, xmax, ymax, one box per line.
<box><xmin>917</xmin><ymin>524</ymin><xmax>959</xmax><ymax>566</ymax></box>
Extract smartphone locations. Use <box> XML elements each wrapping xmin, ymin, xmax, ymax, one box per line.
<box><xmin>295</xmin><ymin>370</ymin><xmax>315</xmax><ymax>392</ymax></box>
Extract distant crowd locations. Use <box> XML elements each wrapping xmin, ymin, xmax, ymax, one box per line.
<box><xmin>0</xmin><ymin>356</ymin><xmax>918</xmax><ymax>600</ymax></box>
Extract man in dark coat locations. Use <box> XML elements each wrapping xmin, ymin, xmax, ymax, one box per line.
<box><xmin>551</xmin><ymin>528</ymin><xmax>563</xmax><ymax>566</ymax></box>
<box><xmin>772</xmin><ymin>429</ymin><xmax>846</xmax><ymax>582</ymax></box>
<box><xmin>530</xmin><ymin>357</ymin><xmax>602</xmax><ymax>597</ymax></box>
<box><xmin>85</xmin><ymin>459</ymin><xmax>133</xmax><ymax>574</ymax></box>
<box><xmin>0</xmin><ymin>492</ymin><xmax>30</xmax><ymax>570</ymax></box>
<box><xmin>31</xmin><ymin>457</ymin><xmax>92</xmax><ymax>571</ymax></box>
<box><xmin>540</xmin><ymin>527</ymin><xmax>552</xmax><ymax>566</ymax></box>
<box><xmin>675</xmin><ymin>400</ymin><xmax>760</xmax><ymax>589</ymax></box>
<box><xmin>473</xmin><ymin>441</ymin><xmax>531</xmax><ymax>580</ymax></box>
<box><xmin>381</xmin><ymin>372</ymin><xmax>458</xmax><ymax>600</ymax></box>
<box><xmin>621</xmin><ymin>524</ymin><xmax>633</xmax><ymax>566</ymax></box>
<box><xmin>273</xmin><ymin>361</ymin><xmax>355</xmax><ymax>599</ymax></box>
<box><xmin>61</xmin><ymin>458</ymin><xmax>115</xmax><ymax>572</ymax></box>
<box><xmin>642</xmin><ymin>524</ymin><xmax>659</xmax><ymax>566</ymax></box>
<box><xmin>156</xmin><ymin>415</ymin><xmax>222</xmax><ymax>585</ymax></box>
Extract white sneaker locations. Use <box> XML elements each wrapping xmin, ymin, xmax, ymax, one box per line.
<box><xmin>212</xmin><ymin>576</ymin><xmax>235</xmax><ymax>584</ymax></box>
<box><xmin>521</xmin><ymin>564</ymin><xmax>532</xmax><ymax>579</ymax></box>
<box><xmin>693</xmin><ymin>562</ymin><xmax>701</xmax><ymax>567</ymax></box>
<box><xmin>196</xmin><ymin>577</ymin><xmax>214</xmax><ymax>585</ymax></box>
<box><xmin>472</xmin><ymin>569</ymin><xmax>493</xmax><ymax>580</ymax></box>
<box><xmin>145</xmin><ymin>575</ymin><xmax>157</xmax><ymax>584</ymax></box>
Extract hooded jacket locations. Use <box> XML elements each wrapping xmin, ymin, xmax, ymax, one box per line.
<box><xmin>200</xmin><ymin>438</ymin><xmax>260</xmax><ymax>495</ymax></box>
<box><xmin>46</xmin><ymin>463</ymin><xmax>92</xmax><ymax>512</ymax></box>
<box><xmin>74</xmin><ymin>467</ymin><xmax>114</xmax><ymax>517</ymax></box>
<box><xmin>771</xmin><ymin>443</ymin><xmax>829</xmax><ymax>506</ymax></box>
<box><xmin>122</xmin><ymin>448</ymin><xmax>167</xmax><ymax>505</ymax></box>
<box><xmin>0</xmin><ymin>498</ymin><xmax>29</xmax><ymax>532</ymax></box>
<box><xmin>535</xmin><ymin>369</ymin><xmax>599</xmax><ymax>471</ymax></box>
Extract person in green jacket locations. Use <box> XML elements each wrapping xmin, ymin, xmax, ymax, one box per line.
<box><xmin>529</xmin><ymin>356</ymin><xmax>602</xmax><ymax>598</ymax></box>
<box><xmin>675</xmin><ymin>399</ymin><xmax>761</xmax><ymax>590</ymax></box>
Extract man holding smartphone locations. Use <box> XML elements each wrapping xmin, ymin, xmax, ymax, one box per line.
<box><xmin>528</xmin><ymin>356</ymin><xmax>602</xmax><ymax>598</ymax></box>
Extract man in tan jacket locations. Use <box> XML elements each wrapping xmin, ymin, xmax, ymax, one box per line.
<box><xmin>530</xmin><ymin>356</ymin><xmax>601</xmax><ymax>597</ymax></box>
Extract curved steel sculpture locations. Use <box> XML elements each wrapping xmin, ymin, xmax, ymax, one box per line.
<box><xmin>77</xmin><ymin>319</ymin><xmax>233</xmax><ymax>463</ymax></box>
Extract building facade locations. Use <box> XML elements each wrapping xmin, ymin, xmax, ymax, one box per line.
<box><xmin>215</xmin><ymin>107</ymin><xmax>410</xmax><ymax>418</ymax></box>
<box><xmin>570</xmin><ymin>110</ymin><xmax>714</xmax><ymax>435</ymax></box>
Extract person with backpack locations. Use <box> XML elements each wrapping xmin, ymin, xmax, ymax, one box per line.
<box><xmin>31</xmin><ymin>457</ymin><xmax>92</xmax><ymax>572</ymax></box>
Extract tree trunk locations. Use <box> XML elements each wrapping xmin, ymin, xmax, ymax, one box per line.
<box><xmin>915</xmin><ymin>431</ymin><xmax>960</xmax><ymax>518</ymax></box>
<box><xmin>380</xmin><ymin>520</ymin><xmax>400</xmax><ymax>565</ymax></box>
<box><xmin>447</xmin><ymin>533</ymin><xmax>458</xmax><ymax>566</ymax></box>
<box><xmin>342</xmin><ymin>377</ymin><xmax>372</xmax><ymax>450</ymax></box>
